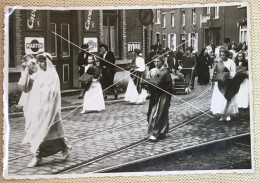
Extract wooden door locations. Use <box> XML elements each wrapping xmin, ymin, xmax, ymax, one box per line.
<box><xmin>50</xmin><ymin>11</ymin><xmax>73</xmax><ymax>90</ymax></box>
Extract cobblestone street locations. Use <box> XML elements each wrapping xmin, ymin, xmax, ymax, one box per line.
<box><xmin>7</xmin><ymin>82</ymin><xmax>251</xmax><ymax>176</ymax></box>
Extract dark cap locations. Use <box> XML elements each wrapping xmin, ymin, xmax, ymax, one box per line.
<box><xmin>36</xmin><ymin>54</ymin><xmax>46</xmax><ymax>61</ymax></box>
<box><xmin>186</xmin><ymin>46</ymin><xmax>193</xmax><ymax>52</ymax></box>
<box><xmin>99</xmin><ymin>44</ymin><xmax>108</xmax><ymax>51</ymax></box>
<box><xmin>81</xmin><ymin>44</ymin><xmax>89</xmax><ymax>49</ymax></box>
<box><xmin>134</xmin><ymin>49</ymin><xmax>141</xmax><ymax>54</ymax></box>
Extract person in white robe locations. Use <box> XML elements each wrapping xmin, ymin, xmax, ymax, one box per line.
<box><xmin>18</xmin><ymin>54</ymin><xmax>37</xmax><ymax>123</ymax></box>
<box><xmin>81</xmin><ymin>56</ymin><xmax>105</xmax><ymax>113</ymax></box>
<box><xmin>125</xmin><ymin>49</ymin><xmax>147</xmax><ymax>104</ymax></box>
<box><xmin>22</xmin><ymin>52</ymin><xmax>71</xmax><ymax>167</ymax></box>
<box><xmin>234</xmin><ymin>52</ymin><xmax>249</xmax><ymax>108</ymax></box>
<box><xmin>210</xmin><ymin>49</ymin><xmax>239</xmax><ymax>121</ymax></box>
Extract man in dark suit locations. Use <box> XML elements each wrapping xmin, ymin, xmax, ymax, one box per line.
<box><xmin>99</xmin><ymin>44</ymin><xmax>117</xmax><ymax>99</ymax></box>
<box><xmin>78</xmin><ymin>44</ymin><xmax>90</xmax><ymax>99</ymax></box>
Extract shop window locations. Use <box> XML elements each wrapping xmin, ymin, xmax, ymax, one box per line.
<box><xmin>215</xmin><ymin>6</ymin><xmax>219</xmax><ymax>18</ymax></box>
<box><xmin>171</xmin><ymin>13</ymin><xmax>175</xmax><ymax>27</ymax></box>
<box><xmin>155</xmin><ymin>9</ymin><xmax>161</xmax><ymax>24</ymax></box>
<box><xmin>50</xmin><ymin>23</ymin><xmax>57</xmax><ymax>57</ymax></box>
<box><xmin>168</xmin><ymin>33</ymin><xmax>176</xmax><ymax>51</ymax></box>
<box><xmin>190</xmin><ymin>33</ymin><xmax>198</xmax><ymax>52</ymax></box>
<box><xmin>240</xmin><ymin>25</ymin><xmax>247</xmax><ymax>44</ymax></box>
<box><xmin>181</xmin><ymin>34</ymin><xmax>186</xmax><ymax>50</ymax></box>
<box><xmin>192</xmin><ymin>9</ymin><xmax>196</xmax><ymax>25</ymax></box>
<box><xmin>63</xmin><ymin>64</ymin><xmax>69</xmax><ymax>83</ymax></box>
<box><xmin>162</xmin><ymin>14</ymin><xmax>166</xmax><ymax>28</ymax></box>
<box><xmin>156</xmin><ymin>32</ymin><xmax>160</xmax><ymax>44</ymax></box>
<box><xmin>207</xmin><ymin>7</ymin><xmax>211</xmax><ymax>15</ymax></box>
<box><xmin>162</xmin><ymin>34</ymin><xmax>166</xmax><ymax>48</ymax></box>
<box><xmin>103</xmin><ymin>10</ymin><xmax>120</xmax><ymax>58</ymax></box>
<box><xmin>61</xmin><ymin>24</ymin><xmax>70</xmax><ymax>57</ymax></box>
<box><xmin>182</xmin><ymin>12</ymin><xmax>185</xmax><ymax>26</ymax></box>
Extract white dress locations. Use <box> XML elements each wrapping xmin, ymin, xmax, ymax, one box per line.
<box><xmin>235</xmin><ymin>70</ymin><xmax>249</xmax><ymax>108</ymax></box>
<box><xmin>81</xmin><ymin>78</ymin><xmax>105</xmax><ymax>112</ymax></box>
<box><xmin>125</xmin><ymin>57</ymin><xmax>148</xmax><ymax>103</ymax></box>
<box><xmin>210</xmin><ymin>59</ymin><xmax>239</xmax><ymax>115</ymax></box>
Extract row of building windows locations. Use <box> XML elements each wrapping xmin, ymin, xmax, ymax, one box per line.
<box><xmin>155</xmin><ymin>6</ymin><xmax>219</xmax><ymax>27</ymax></box>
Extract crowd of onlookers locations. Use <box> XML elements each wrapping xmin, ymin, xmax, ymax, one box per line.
<box><xmin>146</xmin><ymin>41</ymin><xmax>249</xmax><ymax>89</ymax></box>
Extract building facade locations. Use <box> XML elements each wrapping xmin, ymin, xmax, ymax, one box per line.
<box><xmin>8</xmin><ymin>6</ymin><xmax>247</xmax><ymax>93</ymax></box>
<box><xmin>8</xmin><ymin>9</ymin><xmax>144</xmax><ymax>92</ymax></box>
<box><xmin>202</xmin><ymin>5</ymin><xmax>247</xmax><ymax>48</ymax></box>
<box><xmin>145</xmin><ymin>8</ymin><xmax>204</xmax><ymax>55</ymax></box>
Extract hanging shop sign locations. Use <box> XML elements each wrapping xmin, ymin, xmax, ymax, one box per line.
<box><xmin>25</xmin><ymin>37</ymin><xmax>44</xmax><ymax>54</ymax></box>
<box><xmin>83</xmin><ymin>38</ymin><xmax>98</xmax><ymax>52</ymax></box>
<box><xmin>26</xmin><ymin>9</ymin><xmax>43</xmax><ymax>31</ymax></box>
<box><xmin>138</xmin><ymin>9</ymin><xmax>154</xmax><ymax>26</ymax></box>
<box><xmin>127</xmin><ymin>42</ymin><xmax>141</xmax><ymax>52</ymax></box>
<box><xmin>84</xmin><ymin>10</ymin><xmax>97</xmax><ymax>32</ymax></box>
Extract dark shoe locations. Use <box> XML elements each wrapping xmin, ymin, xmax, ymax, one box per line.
<box><xmin>104</xmin><ymin>95</ymin><xmax>107</xmax><ymax>100</ymax></box>
<box><xmin>78</xmin><ymin>96</ymin><xmax>83</xmax><ymax>99</ymax></box>
<box><xmin>158</xmin><ymin>133</ymin><xmax>167</xmax><ymax>140</ymax></box>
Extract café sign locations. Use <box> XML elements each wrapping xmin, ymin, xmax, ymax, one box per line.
<box><xmin>83</xmin><ymin>38</ymin><xmax>98</xmax><ymax>52</ymax></box>
<box><xmin>84</xmin><ymin>10</ymin><xmax>96</xmax><ymax>32</ymax></box>
<box><xmin>26</xmin><ymin>10</ymin><xmax>43</xmax><ymax>31</ymax></box>
<box><xmin>127</xmin><ymin>42</ymin><xmax>141</xmax><ymax>52</ymax></box>
<box><xmin>25</xmin><ymin>37</ymin><xmax>44</xmax><ymax>54</ymax></box>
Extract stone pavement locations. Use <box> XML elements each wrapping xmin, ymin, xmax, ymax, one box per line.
<box><xmin>66</xmin><ymin>110</ymin><xmax>250</xmax><ymax>173</ymax></box>
<box><xmin>6</xmin><ymin>81</ymin><xmax>250</xmax><ymax>176</ymax></box>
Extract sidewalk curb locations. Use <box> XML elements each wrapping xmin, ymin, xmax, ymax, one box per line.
<box><xmin>9</xmin><ymin>99</ymin><xmax>126</xmax><ymax>118</ymax></box>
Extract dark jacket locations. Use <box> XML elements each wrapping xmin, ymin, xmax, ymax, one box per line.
<box><xmin>180</xmin><ymin>55</ymin><xmax>196</xmax><ymax>73</ymax></box>
<box><xmin>100</xmin><ymin>51</ymin><xmax>116</xmax><ymax>73</ymax></box>
<box><xmin>78</xmin><ymin>52</ymin><xmax>90</xmax><ymax>76</ymax></box>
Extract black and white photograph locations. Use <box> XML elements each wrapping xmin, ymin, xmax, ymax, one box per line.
<box><xmin>3</xmin><ymin>2</ymin><xmax>253</xmax><ymax>179</ymax></box>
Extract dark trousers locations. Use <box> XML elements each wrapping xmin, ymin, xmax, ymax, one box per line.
<box><xmin>182</xmin><ymin>70</ymin><xmax>195</xmax><ymax>88</ymax></box>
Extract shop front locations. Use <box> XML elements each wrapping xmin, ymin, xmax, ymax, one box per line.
<box><xmin>8</xmin><ymin>8</ymin><xmax>146</xmax><ymax>93</ymax></box>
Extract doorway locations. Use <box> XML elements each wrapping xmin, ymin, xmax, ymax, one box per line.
<box><xmin>50</xmin><ymin>11</ymin><xmax>73</xmax><ymax>90</ymax></box>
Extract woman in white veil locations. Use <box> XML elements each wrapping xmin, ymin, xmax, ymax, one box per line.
<box><xmin>22</xmin><ymin>52</ymin><xmax>71</xmax><ymax>167</ymax></box>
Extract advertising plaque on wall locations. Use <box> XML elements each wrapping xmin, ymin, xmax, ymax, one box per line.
<box><xmin>127</xmin><ymin>42</ymin><xmax>141</xmax><ymax>52</ymax></box>
<box><xmin>84</xmin><ymin>10</ymin><xmax>97</xmax><ymax>32</ymax></box>
<box><xmin>26</xmin><ymin>9</ymin><xmax>43</xmax><ymax>31</ymax></box>
<box><xmin>83</xmin><ymin>37</ymin><xmax>98</xmax><ymax>52</ymax></box>
<box><xmin>25</xmin><ymin>37</ymin><xmax>44</xmax><ymax>54</ymax></box>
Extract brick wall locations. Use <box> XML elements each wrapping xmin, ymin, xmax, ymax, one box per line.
<box><xmin>99</xmin><ymin>10</ymin><xmax>103</xmax><ymax>44</ymax></box>
<box><xmin>122</xmin><ymin>10</ymin><xmax>127</xmax><ymax>61</ymax></box>
<box><xmin>13</xmin><ymin>9</ymin><xmax>23</xmax><ymax>68</ymax></box>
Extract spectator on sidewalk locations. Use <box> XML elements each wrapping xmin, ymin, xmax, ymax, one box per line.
<box><xmin>178</xmin><ymin>47</ymin><xmax>196</xmax><ymax>90</ymax></box>
<box><xmin>81</xmin><ymin>56</ymin><xmax>105</xmax><ymax>113</ymax></box>
<box><xmin>234</xmin><ymin>52</ymin><xmax>249</xmax><ymax>109</ymax></box>
<box><xmin>22</xmin><ymin>52</ymin><xmax>71</xmax><ymax>168</ymax></box>
<box><xmin>197</xmin><ymin>48</ymin><xmax>211</xmax><ymax>85</ymax></box>
<box><xmin>229</xmin><ymin>44</ymin><xmax>238</xmax><ymax>60</ymax></box>
<box><xmin>142</xmin><ymin>55</ymin><xmax>172</xmax><ymax>141</ymax></box>
<box><xmin>125</xmin><ymin>49</ymin><xmax>147</xmax><ymax>104</ymax></box>
<box><xmin>78</xmin><ymin>44</ymin><xmax>90</xmax><ymax>99</ymax></box>
<box><xmin>99</xmin><ymin>44</ymin><xmax>118</xmax><ymax>100</ymax></box>
<box><xmin>147</xmin><ymin>45</ymin><xmax>156</xmax><ymax>70</ymax></box>
<box><xmin>174</xmin><ymin>47</ymin><xmax>184</xmax><ymax>73</ymax></box>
